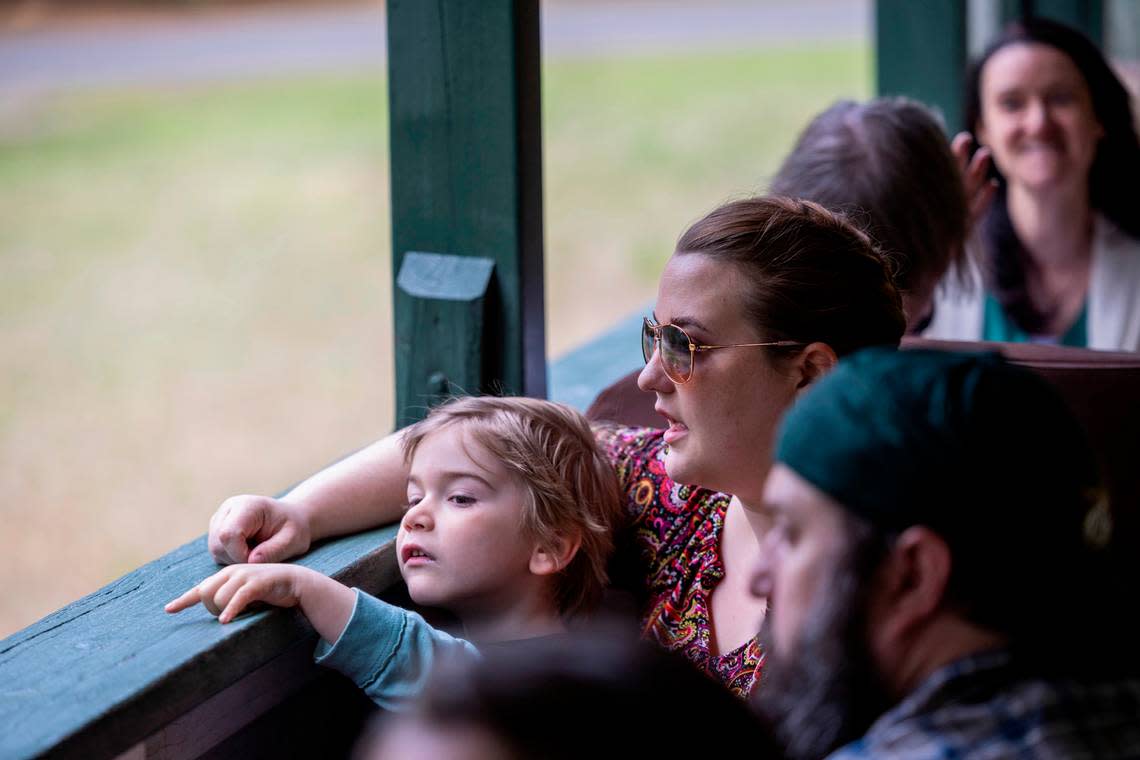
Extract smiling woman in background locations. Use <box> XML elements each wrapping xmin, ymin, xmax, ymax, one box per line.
<box><xmin>927</xmin><ymin>17</ymin><xmax>1140</xmax><ymax>350</ymax></box>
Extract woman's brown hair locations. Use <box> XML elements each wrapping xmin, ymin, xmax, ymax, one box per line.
<box><xmin>675</xmin><ymin>196</ymin><xmax>906</xmax><ymax>357</ymax></box>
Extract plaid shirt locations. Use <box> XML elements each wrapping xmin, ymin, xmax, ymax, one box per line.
<box><xmin>829</xmin><ymin>649</ymin><xmax>1140</xmax><ymax>760</ymax></box>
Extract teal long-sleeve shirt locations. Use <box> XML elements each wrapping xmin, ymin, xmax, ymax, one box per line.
<box><xmin>313</xmin><ymin>588</ymin><xmax>478</xmax><ymax>710</ymax></box>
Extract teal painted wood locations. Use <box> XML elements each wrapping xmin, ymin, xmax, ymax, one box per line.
<box><xmin>1105</xmin><ymin>1</ymin><xmax>1140</xmax><ymax>58</ymax></box>
<box><xmin>876</xmin><ymin>0</ymin><xmax>967</xmax><ymax>133</ymax></box>
<box><xmin>548</xmin><ymin>308</ymin><xmax>646</xmax><ymax>412</ymax></box>
<box><xmin>388</xmin><ymin>0</ymin><xmax>545</xmax><ymax>424</ymax></box>
<box><xmin>999</xmin><ymin>0</ymin><xmax>1103</xmax><ymax>45</ymax></box>
<box><xmin>396</xmin><ymin>251</ymin><xmax>494</xmax><ymax>301</ymax></box>
<box><xmin>0</xmin><ymin>524</ymin><xmax>398</xmax><ymax>760</ymax></box>
<box><xmin>395</xmin><ymin>252</ymin><xmax>494</xmax><ymax>425</ymax></box>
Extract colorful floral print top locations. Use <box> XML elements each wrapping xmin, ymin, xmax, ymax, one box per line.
<box><xmin>596</xmin><ymin>424</ymin><xmax>764</xmax><ymax>699</ymax></box>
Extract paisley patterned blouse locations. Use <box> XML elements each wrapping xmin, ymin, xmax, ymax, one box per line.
<box><xmin>596</xmin><ymin>424</ymin><xmax>764</xmax><ymax>698</ymax></box>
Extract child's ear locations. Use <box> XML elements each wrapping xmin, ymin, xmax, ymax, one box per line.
<box><xmin>529</xmin><ymin>534</ymin><xmax>581</xmax><ymax>576</ymax></box>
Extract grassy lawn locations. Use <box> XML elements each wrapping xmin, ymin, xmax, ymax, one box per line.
<box><xmin>0</xmin><ymin>43</ymin><xmax>869</xmax><ymax>637</ymax></box>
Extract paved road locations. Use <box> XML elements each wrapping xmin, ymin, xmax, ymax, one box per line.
<box><xmin>0</xmin><ymin>0</ymin><xmax>869</xmax><ymax>97</ymax></box>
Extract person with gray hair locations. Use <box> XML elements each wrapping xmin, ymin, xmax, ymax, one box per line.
<box><xmin>771</xmin><ymin>97</ymin><xmax>973</xmax><ymax>334</ymax></box>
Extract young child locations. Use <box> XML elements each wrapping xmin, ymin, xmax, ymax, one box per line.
<box><xmin>166</xmin><ymin>396</ymin><xmax>621</xmax><ymax>709</ymax></box>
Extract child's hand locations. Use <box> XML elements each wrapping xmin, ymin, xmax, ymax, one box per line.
<box><xmin>165</xmin><ymin>564</ymin><xmax>311</xmax><ymax>624</ymax></box>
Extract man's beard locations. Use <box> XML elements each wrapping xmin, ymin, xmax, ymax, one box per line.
<box><xmin>752</xmin><ymin>541</ymin><xmax>894</xmax><ymax>760</ymax></box>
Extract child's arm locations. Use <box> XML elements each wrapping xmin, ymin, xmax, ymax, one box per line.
<box><xmin>166</xmin><ymin>565</ymin><xmax>480</xmax><ymax>711</ymax></box>
<box><xmin>312</xmin><ymin>591</ymin><xmax>480</xmax><ymax>710</ymax></box>
<box><xmin>208</xmin><ymin>432</ymin><xmax>410</xmax><ymax>565</ymax></box>
<box><xmin>165</xmin><ymin>564</ymin><xmax>355</xmax><ymax>645</ymax></box>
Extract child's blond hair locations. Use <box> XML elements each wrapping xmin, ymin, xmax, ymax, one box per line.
<box><xmin>399</xmin><ymin>396</ymin><xmax>620</xmax><ymax>619</ymax></box>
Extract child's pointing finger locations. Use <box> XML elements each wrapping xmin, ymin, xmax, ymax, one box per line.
<box><xmin>165</xmin><ymin>586</ymin><xmax>204</xmax><ymax>614</ymax></box>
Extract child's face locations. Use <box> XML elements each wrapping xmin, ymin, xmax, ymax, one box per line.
<box><xmin>397</xmin><ymin>425</ymin><xmax>538</xmax><ymax>616</ymax></box>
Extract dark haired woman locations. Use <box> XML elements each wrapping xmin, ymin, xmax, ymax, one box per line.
<box><xmin>927</xmin><ymin>18</ymin><xmax>1140</xmax><ymax>350</ymax></box>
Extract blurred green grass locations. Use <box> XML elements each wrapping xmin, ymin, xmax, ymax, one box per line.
<box><xmin>0</xmin><ymin>43</ymin><xmax>869</xmax><ymax>636</ymax></box>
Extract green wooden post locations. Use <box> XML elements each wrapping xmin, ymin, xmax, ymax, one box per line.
<box><xmin>876</xmin><ymin>0</ymin><xmax>968</xmax><ymax>134</ymax></box>
<box><xmin>999</xmin><ymin>0</ymin><xmax>1103</xmax><ymax>46</ymax></box>
<box><xmin>387</xmin><ymin>0</ymin><xmax>545</xmax><ymax>426</ymax></box>
<box><xmin>395</xmin><ymin>252</ymin><xmax>495</xmax><ymax>413</ymax></box>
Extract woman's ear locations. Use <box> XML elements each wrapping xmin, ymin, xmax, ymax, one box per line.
<box><xmin>529</xmin><ymin>534</ymin><xmax>581</xmax><ymax>577</ymax></box>
<box><xmin>793</xmin><ymin>342</ymin><xmax>838</xmax><ymax>393</ymax></box>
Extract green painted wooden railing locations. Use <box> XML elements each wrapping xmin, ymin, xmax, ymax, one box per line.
<box><xmin>0</xmin><ymin>526</ymin><xmax>397</xmax><ymax>759</ymax></box>
<box><xmin>0</xmin><ymin>324</ymin><xmax>642</xmax><ymax>760</ymax></box>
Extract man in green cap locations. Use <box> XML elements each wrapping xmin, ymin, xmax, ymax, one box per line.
<box><xmin>750</xmin><ymin>348</ymin><xmax>1140</xmax><ymax>760</ymax></box>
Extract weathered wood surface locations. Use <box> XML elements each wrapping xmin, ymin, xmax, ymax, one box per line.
<box><xmin>389</xmin><ymin>0</ymin><xmax>546</xmax><ymax>423</ymax></box>
<box><xmin>395</xmin><ymin>252</ymin><xmax>496</xmax><ymax>422</ymax></box>
<box><xmin>396</xmin><ymin>251</ymin><xmax>495</xmax><ymax>302</ymax></box>
<box><xmin>0</xmin><ymin>525</ymin><xmax>398</xmax><ymax>760</ymax></box>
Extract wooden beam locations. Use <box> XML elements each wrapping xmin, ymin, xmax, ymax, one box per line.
<box><xmin>0</xmin><ymin>526</ymin><xmax>399</xmax><ymax>759</ymax></box>
<box><xmin>388</xmin><ymin>0</ymin><xmax>545</xmax><ymax>424</ymax></box>
<box><xmin>876</xmin><ymin>0</ymin><xmax>968</xmax><ymax>133</ymax></box>
<box><xmin>999</xmin><ymin>0</ymin><xmax>1104</xmax><ymax>46</ymax></box>
<box><xmin>395</xmin><ymin>252</ymin><xmax>495</xmax><ymax>419</ymax></box>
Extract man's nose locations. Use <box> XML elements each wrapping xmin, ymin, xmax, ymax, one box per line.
<box><xmin>750</xmin><ymin>545</ymin><xmax>776</xmax><ymax>599</ymax></box>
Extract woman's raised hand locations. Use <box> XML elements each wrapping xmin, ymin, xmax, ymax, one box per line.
<box><xmin>951</xmin><ymin>131</ymin><xmax>998</xmax><ymax>230</ymax></box>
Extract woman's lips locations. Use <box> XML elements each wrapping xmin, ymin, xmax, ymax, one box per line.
<box><xmin>658</xmin><ymin>410</ymin><xmax>689</xmax><ymax>444</ymax></box>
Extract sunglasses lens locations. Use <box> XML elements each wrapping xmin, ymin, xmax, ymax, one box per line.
<box><xmin>641</xmin><ymin>320</ymin><xmax>656</xmax><ymax>364</ymax></box>
<box><xmin>659</xmin><ymin>324</ymin><xmax>692</xmax><ymax>382</ymax></box>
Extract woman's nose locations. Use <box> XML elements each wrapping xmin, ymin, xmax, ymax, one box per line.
<box><xmin>637</xmin><ymin>343</ymin><xmax>675</xmax><ymax>394</ymax></box>
<box><xmin>1024</xmin><ymin>99</ymin><xmax>1052</xmax><ymax>134</ymax></box>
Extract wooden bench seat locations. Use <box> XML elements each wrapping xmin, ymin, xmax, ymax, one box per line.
<box><xmin>587</xmin><ymin>338</ymin><xmax>1140</xmax><ymax>566</ymax></box>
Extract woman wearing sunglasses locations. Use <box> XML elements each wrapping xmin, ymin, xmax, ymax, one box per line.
<box><xmin>205</xmin><ymin>196</ymin><xmax>905</xmax><ymax>699</ymax></box>
<box><xmin>598</xmin><ymin>196</ymin><xmax>903</xmax><ymax>697</ymax></box>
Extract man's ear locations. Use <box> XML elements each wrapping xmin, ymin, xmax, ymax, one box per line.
<box><xmin>871</xmin><ymin>526</ymin><xmax>953</xmax><ymax>645</ymax></box>
<box><xmin>530</xmin><ymin>534</ymin><xmax>581</xmax><ymax>577</ymax></box>
<box><xmin>792</xmin><ymin>342</ymin><xmax>839</xmax><ymax>394</ymax></box>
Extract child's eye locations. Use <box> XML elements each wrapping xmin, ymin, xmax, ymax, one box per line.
<box><xmin>450</xmin><ymin>494</ymin><xmax>477</xmax><ymax>506</ymax></box>
<box><xmin>405</xmin><ymin>495</ymin><xmax>422</xmax><ymax>511</ymax></box>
